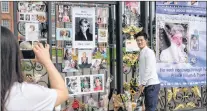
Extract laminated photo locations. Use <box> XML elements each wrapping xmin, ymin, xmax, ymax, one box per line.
<box><xmin>62</xmin><ymin>48</ymin><xmax>78</xmax><ymax>72</ymax></box>
<box><xmin>31</xmin><ymin>14</ymin><xmax>38</xmax><ymax>21</ymax></box>
<box><xmin>25</xmin><ymin>23</ymin><xmax>39</xmax><ymax>41</ymax></box>
<box><xmin>25</xmin><ymin>14</ymin><xmax>30</xmax><ymax>21</ymax></box>
<box><xmin>39</xmin><ymin>23</ymin><xmax>48</xmax><ymax>40</ymax></box>
<box><xmin>97</xmin><ymin>8</ymin><xmax>108</xmax><ymax>24</ymax></box>
<box><xmin>72</xmin><ymin>7</ymin><xmax>95</xmax><ymax>48</ymax></box>
<box><xmin>19</xmin><ymin>13</ymin><xmax>25</xmax><ymax>21</ymax></box>
<box><xmin>125</xmin><ymin>39</ymin><xmax>140</xmax><ymax>52</ymax></box>
<box><xmin>30</xmin><ymin>2</ymin><xmax>46</xmax><ymax>12</ymax></box>
<box><xmin>91</xmin><ymin>59</ymin><xmax>101</xmax><ymax>70</ymax></box>
<box><xmin>98</xmin><ymin>29</ymin><xmax>108</xmax><ymax>42</ymax></box>
<box><xmin>37</xmin><ymin>12</ymin><xmax>47</xmax><ymax>22</ymax></box>
<box><xmin>64</xmin><ymin>48</ymin><xmax>77</xmax><ymax>60</ymax></box>
<box><xmin>62</xmin><ymin>60</ymin><xmax>78</xmax><ymax>72</ymax></box>
<box><xmin>65</xmin><ymin>76</ymin><xmax>80</xmax><ymax>95</ymax></box>
<box><xmin>92</xmin><ymin>45</ymin><xmax>107</xmax><ymax>59</ymax></box>
<box><xmin>59</xmin><ymin>5</ymin><xmax>64</xmax><ymax>12</ymax></box>
<box><xmin>56</xmin><ymin>28</ymin><xmax>72</xmax><ymax>41</ymax></box>
<box><xmin>93</xmin><ymin>74</ymin><xmax>104</xmax><ymax>92</ymax></box>
<box><xmin>18</xmin><ymin>2</ymin><xmax>28</xmax><ymax>13</ymax></box>
<box><xmin>80</xmin><ymin>76</ymin><xmax>91</xmax><ymax>93</ymax></box>
<box><xmin>57</xmin><ymin>5</ymin><xmax>71</xmax><ymax>22</ymax></box>
<box><xmin>78</xmin><ymin>49</ymin><xmax>92</xmax><ymax>68</ymax></box>
<box><xmin>125</xmin><ymin>2</ymin><xmax>140</xmax><ymax>25</ymax></box>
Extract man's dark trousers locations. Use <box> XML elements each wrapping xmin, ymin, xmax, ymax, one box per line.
<box><xmin>144</xmin><ymin>84</ymin><xmax>160</xmax><ymax>111</ymax></box>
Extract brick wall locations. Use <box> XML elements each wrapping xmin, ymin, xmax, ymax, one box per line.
<box><xmin>1</xmin><ymin>1</ymin><xmax>14</xmax><ymax>32</ymax></box>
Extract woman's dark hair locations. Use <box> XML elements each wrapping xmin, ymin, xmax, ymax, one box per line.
<box><xmin>134</xmin><ymin>31</ymin><xmax>148</xmax><ymax>41</ymax></box>
<box><xmin>1</xmin><ymin>26</ymin><xmax>24</xmax><ymax>111</ymax></box>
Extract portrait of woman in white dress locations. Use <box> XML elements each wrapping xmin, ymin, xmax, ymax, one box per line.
<box><xmin>159</xmin><ymin>23</ymin><xmax>188</xmax><ymax>63</ymax></box>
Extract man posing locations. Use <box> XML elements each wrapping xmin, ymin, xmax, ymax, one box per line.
<box><xmin>135</xmin><ymin>32</ymin><xmax>160</xmax><ymax>111</ymax></box>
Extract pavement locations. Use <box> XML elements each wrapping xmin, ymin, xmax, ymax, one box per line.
<box><xmin>181</xmin><ymin>108</ymin><xmax>206</xmax><ymax>111</ymax></box>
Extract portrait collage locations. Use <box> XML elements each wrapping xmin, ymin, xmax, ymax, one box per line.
<box><xmin>55</xmin><ymin>5</ymin><xmax>108</xmax><ymax>74</ymax></box>
<box><xmin>65</xmin><ymin>74</ymin><xmax>104</xmax><ymax>96</ymax></box>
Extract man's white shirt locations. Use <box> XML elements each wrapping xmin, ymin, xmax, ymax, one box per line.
<box><xmin>138</xmin><ymin>46</ymin><xmax>160</xmax><ymax>86</ymax></box>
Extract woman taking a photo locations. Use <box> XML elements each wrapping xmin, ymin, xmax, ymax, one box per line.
<box><xmin>1</xmin><ymin>26</ymin><xmax>68</xmax><ymax>110</ymax></box>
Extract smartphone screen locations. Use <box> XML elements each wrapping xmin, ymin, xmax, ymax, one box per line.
<box><xmin>21</xmin><ymin>50</ymin><xmax>35</xmax><ymax>59</ymax></box>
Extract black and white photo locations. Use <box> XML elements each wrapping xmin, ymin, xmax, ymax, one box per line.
<box><xmin>65</xmin><ymin>76</ymin><xmax>80</xmax><ymax>95</ymax></box>
<box><xmin>19</xmin><ymin>14</ymin><xmax>25</xmax><ymax>21</ymax></box>
<box><xmin>75</xmin><ymin>18</ymin><xmax>93</xmax><ymax>41</ymax></box>
<box><xmin>25</xmin><ymin>14</ymin><xmax>30</xmax><ymax>21</ymax></box>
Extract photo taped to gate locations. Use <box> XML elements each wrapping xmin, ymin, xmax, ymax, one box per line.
<box><xmin>65</xmin><ymin>76</ymin><xmax>80</xmax><ymax>95</ymax></box>
<box><xmin>57</xmin><ymin>5</ymin><xmax>71</xmax><ymax>22</ymax></box>
<box><xmin>80</xmin><ymin>76</ymin><xmax>91</xmax><ymax>93</ymax></box>
<box><xmin>25</xmin><ymin>23</ymin><xmax>39</xmax><ymax>41</ymax></box>
<box><xmin>78</xmin><ymin>49</ymin><xmax>92</xmax><ymax>68</ymax></box>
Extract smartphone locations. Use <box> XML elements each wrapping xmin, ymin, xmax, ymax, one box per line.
<box><xmin>21</xmin><ymin>50</ymin><xmax>35</xmax><ymax>59</ymax></box>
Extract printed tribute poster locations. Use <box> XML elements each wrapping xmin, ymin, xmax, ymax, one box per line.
<box><xmin>72</xmin><ymin>7</ymin><xmax>95</xmax><ymax>48</ymax></box>
<box><xmin>156</xmin><ymin>14</ymin><xmax>206</xmax><ymax>87</ymax></box>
